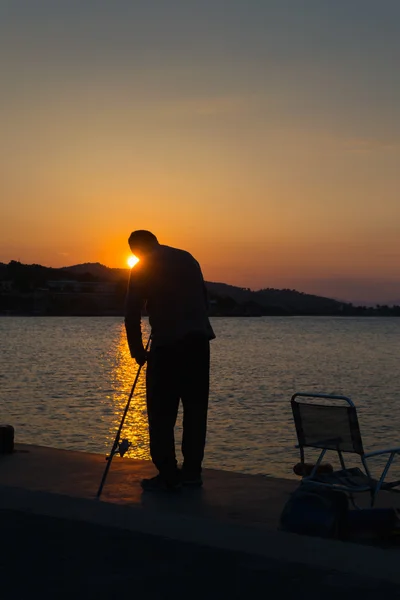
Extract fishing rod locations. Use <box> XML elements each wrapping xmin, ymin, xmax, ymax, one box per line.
<box><xmin>96</xmin><ymin>336</ymin><xmax>151</xmax><ymax>499</ymax></box>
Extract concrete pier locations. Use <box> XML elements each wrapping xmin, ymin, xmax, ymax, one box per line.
<box><xmin>0</xmin><ymin>443</ymin><xmax>295</xmax><ymax>528</ymax></box>
<box><xmin>1</xmin><ymin>443</ymin><xmax>400</xmax><ymax>594</ymax></box>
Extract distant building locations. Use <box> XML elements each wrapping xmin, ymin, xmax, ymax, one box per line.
<box><xmin>0</xmin><ymin>280</ymin><xmax>13</xmax><ymax>292</ymax></box>
<box><xmin>46</xmin><ymin>280</ymin><xmax>117</xmax><ymax>294</ymax></box>
<box><xmin>78</xmin><ymin>281</ymin><xmax>117</xmax><ymax>294</ymax></box>
<box><xmin>47</xmin><ymin>280</ymin><xmax>80</xmax><ymax>292</ymax></box>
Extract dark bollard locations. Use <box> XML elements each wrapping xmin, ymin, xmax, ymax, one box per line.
<box><xmin>0</xmin><ymin>425</ymin><xmax>14</xmax><ymax>454</ymax></box>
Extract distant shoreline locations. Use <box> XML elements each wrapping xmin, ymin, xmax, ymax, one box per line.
<box><xmin>2</xmin><ymin>261</ymin><xmax>400</xmax><ymax>317</ymax></box>
<box><xmin>1</xmin><ymin>313</ymin><xmax>399</xmax><ymax>318</ymax></box>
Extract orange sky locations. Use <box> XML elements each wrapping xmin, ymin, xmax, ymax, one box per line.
<box><xmin>1</xmin><ymin>2</ymin><xmax>400</xmax><ymax>303</ymax></box>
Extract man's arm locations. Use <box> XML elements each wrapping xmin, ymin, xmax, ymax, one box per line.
<box><xmin>191</xmin><ymin>257</ymin><xmax>210</xmax><ymax>311</ymax></box>
<box><xmin>124</xmin><ymin>268</ymin><xmax>147</xmax><ymax>364</ymax></box>
<box><xmin>203</xmin><ymin>281</ymin><xmax>210</xmax><ymax>311</ymax></box>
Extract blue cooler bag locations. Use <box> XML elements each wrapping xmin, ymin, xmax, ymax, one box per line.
<box><xmin>279</xmin><ymin>484</ymin><xmax>349</xmax><ymax>539</ymax></box>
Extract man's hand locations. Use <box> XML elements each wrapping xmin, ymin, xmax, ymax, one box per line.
<box><xmin>133</xmin><ymin>348</ymin><xmax>147</xmax><ymax>366</ymax></box>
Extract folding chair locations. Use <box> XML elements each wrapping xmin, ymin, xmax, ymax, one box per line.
<box><xmin>291</xmin><ymin>392</ymin><xmax>400</xmax><ymax>507</ymax></box>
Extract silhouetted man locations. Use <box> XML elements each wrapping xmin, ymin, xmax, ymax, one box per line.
<box><xmin>125</xmin><ymin>230</ymin><xmax>215</xmax><ymax>491</ymax></box>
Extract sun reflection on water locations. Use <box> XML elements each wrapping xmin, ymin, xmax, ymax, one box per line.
<box><xmin>108</xmin><ymin>324</ymin><xmax>151</xmax><ymax>460</ymax></box>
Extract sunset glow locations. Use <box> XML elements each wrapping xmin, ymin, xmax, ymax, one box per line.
<box><xmin>127</xmin><ymin>256</ymin><xmax>139</xmax><ymax>269</ymax></box>
<box><xmin>1</xmin><ymin>2</ymin><xmax>400</xmax><ymax>304</ymax></box>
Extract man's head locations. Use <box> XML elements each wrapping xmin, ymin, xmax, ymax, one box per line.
<box><xmin>128</xmin><ymin>230</ymin><xmax>159</xmax><ymax>259</ymax></box>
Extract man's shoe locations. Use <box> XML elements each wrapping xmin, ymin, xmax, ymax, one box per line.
<box><xmin>181</xmin><ymin>471</ymin><xmax>203</xmax><ymax>488</ymax></box>
<box><xmin>140</xmin><ymin>474</ymin><xmax>181</xmax><ymax>493</ymax></box>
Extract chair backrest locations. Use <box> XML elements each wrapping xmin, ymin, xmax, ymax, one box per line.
<box><xmin>291</xmin><ymin>393</ymin><xmax>364</xmax><ymax>455</ymax></box>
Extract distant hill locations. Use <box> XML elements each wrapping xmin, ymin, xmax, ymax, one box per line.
<box><xmin>62</xmin><ymin>262</ymin><xmax>111</xmax><ymax>277</ymax></box>
<box><xmin>0</xmin><ymin>260</ymin><xmax>129</xmax><ymax>292</ymax></box>
<box><xmin>3</xmin><ymin>260</ymin><xmax>400</xmax><ymax>317</ymax></box>
<box><xmin>0</xmin><ymin>260</ymin><xmax>349</xmax><ymax>314</ymax></box>
<box><xmin>2</xmin><ymin>260</ymin><xmax>400</xmax><ymax>316</ymax></box>
<box><xmin>206</xmin><ymin>281</ymin><xmax>344</xmax><ymax>315</ymax></box>
<box><xmin>62</xmin><ymin>262</ymin><xmax>128</xmax><ymax>281</ymax></box>
<box><xmin>255</xmin><ymin>287</ymin><xmax>343</xmax><ymax>313</ymax></box>
<box><xmin>386</xmin><ymin>299</ymin><xmax>400</xmax><ymax>308</ymax></box>
<box><xmin>60</xmin><ymin>265</ymin><xmax>346</xmax><ymax>312</ymax></box>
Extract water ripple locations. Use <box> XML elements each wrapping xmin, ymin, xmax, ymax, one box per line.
<box><xmin>1</xmin><ymin>316</ymin><xmax>400</xmax><ymax>479</ymax></box>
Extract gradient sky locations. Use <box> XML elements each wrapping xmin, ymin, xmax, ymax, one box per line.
<box><xmin>1</xmin><ymin>1</ymin><xmax>400</xmax><ymax>303</ymax></box>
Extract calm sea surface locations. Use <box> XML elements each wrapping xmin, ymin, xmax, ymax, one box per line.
<box><xmin>1</xmin><ymin>316</ymin><xmax>400</xmax><ymax>480</ymax></box>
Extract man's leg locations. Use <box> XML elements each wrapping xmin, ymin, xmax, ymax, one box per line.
<box><xmin>180</xmin><ymin>337</ymin><xmax>210</xmax><ymax>484</ymax></box>
<box><xmin>143</xmin><ymin>344</ymin><xmax>181</xmax><ymax>490</ymax></box>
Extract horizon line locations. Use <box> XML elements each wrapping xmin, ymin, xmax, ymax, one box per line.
<box><xmin>1</xmin><ymin>258</ymin><xmax>391</xmax><ymax>307</ymax></box>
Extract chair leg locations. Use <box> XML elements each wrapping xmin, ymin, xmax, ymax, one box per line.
<box><xmin>307</xmin><ymin>448</ymin><xmax>327</xmax><ymax>479</ymax></box>
<box><xmin>337</xmin><ymin>449</ymin><xmax>346</xmax><ymax>470</ymax></box>
<box><xmin>372</xmin><ymin>452</ymin><xmax>396</xmax><ymax>506</ymax></box>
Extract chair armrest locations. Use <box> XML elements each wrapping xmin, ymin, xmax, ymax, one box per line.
<box><xmin>291</xmin><ymin>392</ymin><xmax>354</xmax><ymax>407</ymax></box>
<box><xmin>364</xmin><ymin>447</ymin><xmax>400</xmax><ymax>458</ymax></box>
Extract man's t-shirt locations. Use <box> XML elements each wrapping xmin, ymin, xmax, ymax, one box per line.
<box><xmin>125</xmin><ymin>244</ymin><xmax>215</xmax><ymax>355</ymax></box>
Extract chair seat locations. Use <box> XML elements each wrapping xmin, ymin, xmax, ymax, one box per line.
<box><xmin>307</xmin><ymin>467</ymin><xmax>374</xmax><ymax>491</ymax></box>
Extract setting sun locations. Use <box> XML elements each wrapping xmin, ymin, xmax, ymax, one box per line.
<box><xmin>127</xmin><ymin>255</ymin><xmax>139</xmax><ymax>268</ymax></box>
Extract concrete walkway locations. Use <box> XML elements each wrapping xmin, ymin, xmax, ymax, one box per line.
<box><xmin>1</xmin><ymin>509</ymin><xmax>399</xmax><ymax>600</ymax></box>
<box><xmin>0</xmin><ymin>443</ymin><xmax>295</xmax><ymax>528</ymax></box>
<box><xmin>1</xmin><ymin>444</ymin><xmax>400</xmax><ymax>590</ymax></box>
